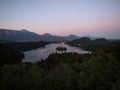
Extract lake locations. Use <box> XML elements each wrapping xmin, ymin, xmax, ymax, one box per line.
<box><xmin>22</xmin><ymin>43</ymin><xmax>90</xmax><ymax>62</ymax></box>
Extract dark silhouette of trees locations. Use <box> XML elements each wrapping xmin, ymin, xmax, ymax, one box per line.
<box><xmin>0</xmin><ymin>40</ymin><xmax>120</xmax><ymax>90</ymax></box>
<box><xmin>4</xmin><ymin>41</ymin><xmax>49</xmax><ymax>51</ymax></box>
<box><xmin>0</xmin><ymin>44</ymin><xmax>24</xmax><ymax>66</ymax></box>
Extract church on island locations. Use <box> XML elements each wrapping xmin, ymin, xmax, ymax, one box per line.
<box><xmin>56</xmin><ymin>42</ymin><xmax>67</xmax><ymax>51</ymax></box>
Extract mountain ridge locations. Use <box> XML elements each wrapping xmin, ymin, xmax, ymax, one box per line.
<box><xmin>0</xmin><ymin>29</ymin><xmax>80</xmax><ymax>42</ymax></box>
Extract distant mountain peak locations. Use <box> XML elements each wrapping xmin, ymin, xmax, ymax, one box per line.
<box><xmin>68</xmin><ymin>34</ymin><xmax>78</xmax><ymax>37</ymax></box>
<box><xmin>21</xmin><ymin>29</ymin><xmax>29</xmax><ymax>32</ymax></box>
<box><xmin>84</xmin><ymin>36</ymin><xmax>97</xmax><ymax>40</ymax></box>
<box><xmin>43</xmin><ymin>33</ymin><xmax>52</xmax><ymax>36</ymax></box>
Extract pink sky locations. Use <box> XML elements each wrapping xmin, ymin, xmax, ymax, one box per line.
<box><xmin>0</xmin><ymin>0</ymin><xmax>120</xmax><ymax>39</ymax></box>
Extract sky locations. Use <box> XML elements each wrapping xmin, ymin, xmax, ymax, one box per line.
<box><xmin>0</xmin><ymin>0</ymin><xmax>120</xmax><ymax>39</ymax></box>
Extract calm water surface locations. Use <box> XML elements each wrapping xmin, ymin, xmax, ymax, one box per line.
<box><xmin>22</xmin><ymin>43</ymin><xmax>90</xmax><ymax>62</ymax></box>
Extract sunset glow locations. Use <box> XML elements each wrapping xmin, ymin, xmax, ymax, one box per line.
<box><xmin>0</xmin><ymin>0</ymin><xmax>120</xmax><ymax>39</ymax></box>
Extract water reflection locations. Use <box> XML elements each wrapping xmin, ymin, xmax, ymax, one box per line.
<box><xmin>22</xmin><ymin>43</ymin><xmax>90</xmax><ymax>62</ymax></box>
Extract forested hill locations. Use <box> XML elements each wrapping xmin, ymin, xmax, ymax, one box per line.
<box><xmin>68</xmin><ymin>37</ymin><xmax>120</xmax><ymax>51</ymax></box>
<box><xmin>0</xmin><ymin>44</ymin><xmax>24</xmax><ymax>66</ymax></box>
<box><xmin>2</xmin><ymin>41</ymin><xmax>49</xmax><ymax>51</ymax></box>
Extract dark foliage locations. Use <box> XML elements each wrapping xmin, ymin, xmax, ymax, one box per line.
<box><xmin>3</xmin><ymin>41</ymin><xmax>49</xmax><ymax>51</ymax></box>
<box><xmin>70</xmin><ymin>37</ymin><xmax>91</xmax><ymax>45</ymax></box>
<box><xmin>68</xmin><ymin>37</ymin><xmax>120</xmax><ymax>52</ymax></box>
<box><xmin>0</xmin><ymin>40</ymin><xmax>120</xmax><ymax>90</ymax></box>
<box><xmin>0</xmin><ymin>44</ymin><xmax>24</xmax><ymax>66</ymax></box>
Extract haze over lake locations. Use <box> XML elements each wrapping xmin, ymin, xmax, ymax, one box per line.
<box><xmin>22</xmin><ymin>43</ymin><xmax>90</xmax><ymax>62</ymax></box>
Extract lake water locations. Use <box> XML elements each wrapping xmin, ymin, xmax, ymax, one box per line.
<box><xmin>22</xmin><ymin>43</ymin><xmax>90</xmax><ymax>62</ymax></box>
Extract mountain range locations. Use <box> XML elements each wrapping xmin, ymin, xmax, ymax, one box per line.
<box><xmin>0</xmin><ymin>29</ymin><xmax>80</xmax><ymax>42</ymax></box>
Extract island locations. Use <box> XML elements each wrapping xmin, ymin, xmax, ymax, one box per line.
<box><xmin>56</xmin><ymin>46</ymin><xmax>67</xmax><ymax>51</ymax></box>
<box><xmin>56</xmin><ymin>42</ymin><xmax>67</xmax><ymax>51</ymax></box>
